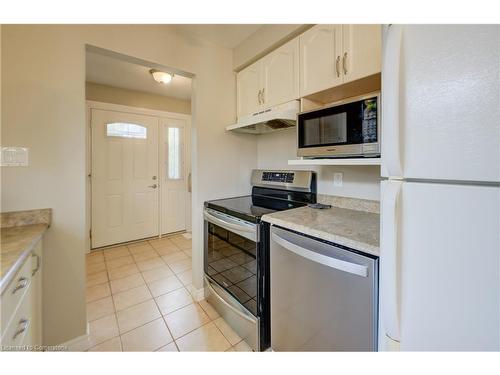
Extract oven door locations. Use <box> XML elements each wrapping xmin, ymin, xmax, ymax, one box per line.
<box><xmin>297</xmin><ymin>93</ymin><xmax>380</xmax><ymax>158</ymax></box>
<box><xmin>203</xmin><ymin>208</ymin><xmax>259</xmax><ymax>349</ymax></box>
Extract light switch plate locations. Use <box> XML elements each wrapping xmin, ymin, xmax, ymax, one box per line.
<box><xmin>333</xmin><ymin>172</ymin><xmax>343</xmax><ymax>187</ymax></box>
<box><xmin>1</xmin><ymin>147</ymin><xmax>29</xmax><ymax>166</ymax></box>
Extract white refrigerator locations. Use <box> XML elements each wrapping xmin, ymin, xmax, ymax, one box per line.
<box><xmin>379</xmin><ymin>25</ymin><xmax>500</xmax><ymax>351</ymax></box>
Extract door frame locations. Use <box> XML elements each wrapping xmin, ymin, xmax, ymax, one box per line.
<box><xmin>86</xmin><ymin>100</ymin><xmax>191</xmax><ymax>252</ymax></box>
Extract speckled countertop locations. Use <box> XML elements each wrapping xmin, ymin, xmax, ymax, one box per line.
<box><xmin>262</xmin><ymin>204</ymin><xmax>380</xmax><ymax>256</ymax></box>
<box><xmin>1</xmin><ymin>209</ymin><xmax>51</xmax><ymax>295</ymax></box>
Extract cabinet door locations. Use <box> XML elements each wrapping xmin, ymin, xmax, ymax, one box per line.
<box><xmin>342</xmin><ymin>25</ymin><xmax>381</xmax><ymax>83</ymax></box>
<box><xmin>300</xmin><ymin>24</ymin><xmax>342</xmax><ymax>97</ymax></box>
<box><xmin>237</xmin><ymin>60</ymin><xmax>262</xmax><ymax>117</ymax></box>
<box><xmin>262</xmin><ymin>38</ymin><xmax>299</xmax><ymax>107</ymax></box>
<box><xmin>30</xmin><ymin>241</ymin><xmax>43</xmax><ymax>347</ymax></box>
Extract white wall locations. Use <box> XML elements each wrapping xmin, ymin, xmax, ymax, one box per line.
<box><xmin>233</xmin><ymin>24</ymin><xmax>309</xmax><ymax>70</ymax></box>
<box><xmin>257</xmin><ymin>129</ymin><xmax>381</xmax><ymax>200</ymax></box>
<box><xmin>85</xmin><ymin>82</ymin><xmax>191</xmax><ymax>114</ymax></box>
<box><xmin>1</xmin><ymin>25</ymin><xmax>257</xmax><ymax>345</ymax></box>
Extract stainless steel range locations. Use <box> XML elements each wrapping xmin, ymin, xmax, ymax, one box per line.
<box><xmin>203</xmin><ymin>169</ymin><xmax>316</xmax><ymax>351</ymax></box>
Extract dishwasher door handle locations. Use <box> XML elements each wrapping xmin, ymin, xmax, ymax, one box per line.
<box><xmin>271</xmin><ymin>232</ymin><xmax>368</xmax><ymax>277</ymax></box>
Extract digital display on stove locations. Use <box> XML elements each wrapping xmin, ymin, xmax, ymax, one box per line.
<box><xmin>262</xmin><ymin>172</ymin><xmax>294</xmax><ymax>183</ymax></box>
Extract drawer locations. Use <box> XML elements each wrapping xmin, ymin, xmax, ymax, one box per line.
<box><xmin>1</xmin><ymin>287</ymin><xmax>32</xmax><ymax>350</ymax></box>
<box><xmin>1</xmin><ymin>255</ymin><xmax>32</xmax><ymax>335</ymax></box>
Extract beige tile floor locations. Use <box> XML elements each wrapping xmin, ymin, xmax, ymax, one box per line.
<box><xmin>84</xmin><ymin>234</ymin><xmax>253</xmax><ymax>352</ymax></box>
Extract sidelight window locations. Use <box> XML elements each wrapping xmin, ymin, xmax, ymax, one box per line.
<box><xmin>167</xmin><ymin>127</ymin><xmax>182</xmax><ymax>179</ymax></box>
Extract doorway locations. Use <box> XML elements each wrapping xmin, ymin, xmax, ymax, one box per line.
<box><xmin>91</xmin><ymin>108</ymin><xmax>159</xmax><ymax>247</ymax></box>
<box><xmin>86</xmin><ymin>47</ymin><xmax>193</xmax><ymax>250</ymax></box>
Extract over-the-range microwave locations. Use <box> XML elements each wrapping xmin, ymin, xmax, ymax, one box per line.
<box><xmin>297</xmin><ymin>92</ymin><xmax>380</xmax><ymax>158</ymax></box>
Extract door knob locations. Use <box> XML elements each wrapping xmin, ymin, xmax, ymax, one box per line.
<box><xmin>148</xmin><ymin>184</ymin><xmax>158</xmax><ymax>189</ymax></box>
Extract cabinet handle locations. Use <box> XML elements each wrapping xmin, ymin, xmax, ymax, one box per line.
<box><xmin>342</xmin><ymin>52</ymin><xmax>348</xmax><ymax>75</ymax></box>
<box><xmin>261</xmin><ymin>88</ymin><xmax>265</xmax><ymax>103</ymax></box>
<box><xmin>257</xmin><ymin>89</ymin><xmax>262</xmax><ymax>104</ymax></box>
<box><xmin>12</xmin><ymin>277</ymin><xmax>29</xmax><ymax>294</ymax></box>
<box><xmin>335</xmin><ymin>56</ymin><xmax>341</xmax><ymax>77</ymax></box>
<box><xmin>12</xmin><ymin>318</ymin><xmax>30</xmax><ymax>340</ymax></box>
<box><xmin>32</xmin><ymin>253</ymin><xmax>41</xmax><ymax>276</ymax></box>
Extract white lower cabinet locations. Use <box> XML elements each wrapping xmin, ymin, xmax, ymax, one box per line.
<box><xmin>30</xmin><ymin>242</ymin><xmax>43</xmax><ymax>347</ymax></box>
<box><xmin>1</xmin><ymin>241</ymin><xmax>43</xmax><ymax>350</ymax></box>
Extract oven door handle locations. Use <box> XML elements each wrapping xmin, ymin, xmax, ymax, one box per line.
<box><xmin>203</xmin><ymin>209</ymin><xmax>256</xmax><ymax>234</ymax></box>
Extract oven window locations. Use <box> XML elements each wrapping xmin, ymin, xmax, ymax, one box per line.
<box><xmin>206</xmin><ymin>223</ymin><xmax>257</xmax><ymax>316</ymax></box>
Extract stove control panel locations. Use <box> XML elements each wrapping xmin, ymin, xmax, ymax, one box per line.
<box><xmin>251</xmin><ymin>169</ymin><xmax>315</xmax><ymax>193</ymax></box>
<box><xmin>262</xmin><ymin>171</ymin><xmax>294</xmax><ymax>183</ymax></box>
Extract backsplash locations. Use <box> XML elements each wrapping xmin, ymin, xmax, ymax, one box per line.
<box><xmin>317</xmin><ymin>194</ymin><xmax>379</xmax><ymax>214</ymax></box>
<box><xmin>257</xmin><ymin>128</ymin><xmax>381</xmax><ymax>201</ymax></box>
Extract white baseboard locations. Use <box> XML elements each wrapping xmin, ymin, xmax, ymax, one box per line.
<box><xmin>189</xmin><ymin>285</ymin><xmax>205</xmax><ymax>302</ymax></box>
<box><xmin>58</xmin><ymin>323</ymin><xmax>90</xmax><ymax>351</ymax></box>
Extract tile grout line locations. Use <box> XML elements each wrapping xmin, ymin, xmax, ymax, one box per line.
<box><xmin>86</xmin><ymin>236</ymin><xmax>194</xmax><ymax>351</ymax></box>
<box><xmin>140</xmin><ymin>259</ymin><xmax>179</xmax><ymax>351</ymax></box>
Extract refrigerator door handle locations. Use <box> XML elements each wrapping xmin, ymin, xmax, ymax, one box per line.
<box><xmin>380</xmin><ymin>180</ymin><xmax>402</xmax><ymax>342</ymax></box>
<box><xmin>382</xmin><ymin>24</ymin><xmax>403</xmax><ymax>177</ymax></box>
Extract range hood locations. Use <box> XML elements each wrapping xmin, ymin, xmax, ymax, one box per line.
<box><xmin>226</xmin><ymin>100</ymin><xmax>300</xmax><ymax>134</ymax></box>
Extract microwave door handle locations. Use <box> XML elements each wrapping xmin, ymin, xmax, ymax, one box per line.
<box><xmin>271</xmin><ymin>232</ymin><xmax>368</xmax><ymax>277</ymax></box>
<box><xmin>203</xmin><ymin>210</ymin><xmax>255</xmax><ymax>234</ymax></box>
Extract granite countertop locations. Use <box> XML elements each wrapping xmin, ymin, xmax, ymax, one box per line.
<box><xmin>1</xmin><ymin>209</ymin><xmax>51</xmax><ymax>295</ymax></box>
<box><xmin>262</xmin><ymin>203</ymin><xmax>380</xmax><ymax>256</ymax></box>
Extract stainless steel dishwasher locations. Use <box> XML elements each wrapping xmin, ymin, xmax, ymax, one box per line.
<box><xmin>270</xmin><ymin>226</ymin><xmax>378</xmax><ymax>351</ymax></box>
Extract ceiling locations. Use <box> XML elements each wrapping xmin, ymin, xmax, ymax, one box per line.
<box><xmin>86</xmin><ymin>26</ymin><xmax>264</xmax><ymax>100</ymax></box>
<box><xmin>86</xmin><ymin>51</ymin><xmax>192</xmax><ymax>101</ymax></box>
<box><xmin>173</xmin><ymin>24</ymin><xmax>263</xmax><ymax>49</ymax></box>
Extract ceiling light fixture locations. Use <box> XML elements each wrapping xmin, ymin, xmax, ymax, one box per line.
<box><xmin>150</xmin><ymin>69</ymin><xmax>173</xmax><ymax>84</ymax></box>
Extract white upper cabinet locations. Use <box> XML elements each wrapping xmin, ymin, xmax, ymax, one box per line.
<box><xmin>261</xmin><ymin>38</ymin><xmax>300</xmax><ymax>108</ymax></box>
<box><xmin>237</xmin><ymin>38</ymin><xmax>299</xmax><ymax>118</ymax></box>
<box><xmin>237</xmin><ymin>60</ymin><xmax>263</xmax><ymax>117</ymax></box>
<box><xmin>236</xmin><ymin>25</ymin><xmax>382</xmax><ymax>118</ymax></box>
<box><xmin>300</xmin><ymin>24</ymin><xmax>382</xmax><ymax>97</ymax></box>
<box><xmin>299</xmin><ymin>24</ymin><xmax>343</xmax><ymax>97</ymax></box>
<box><xmin>341</xmin><ymin>25</ymin><xmax>382</xmax><ymax>83</ymax></box>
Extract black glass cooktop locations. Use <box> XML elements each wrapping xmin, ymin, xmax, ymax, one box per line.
<box><xmin>205</xmin><ymin>196</ymin><xmax>276</xmax><ymax>223</ymax></box>
<box><xmin>205</xmin><ymin>188</ymin><xmax>315</xmax><ymax>223</ymax></box>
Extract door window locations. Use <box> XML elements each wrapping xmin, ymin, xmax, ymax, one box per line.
<box><xmin>106</xmin><ymin>123</ymin><xmax>147</xmax><ymax>139</ymax></box>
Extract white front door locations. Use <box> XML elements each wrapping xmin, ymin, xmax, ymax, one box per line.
<box><xmin>91</xmin><ymin>109</ymin><xmax>159</xmax><ymax>248</ymax></box>
<box><xmin>161</xmin><ymin>117</ymin><xmax>190</xmax><ymax>234</ymax></box>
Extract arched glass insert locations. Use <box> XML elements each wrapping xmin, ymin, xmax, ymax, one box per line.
<box><xmin>106</xmin><ymin>123</ymin><xmax>147</xmax><ymax>139</ymax></box>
